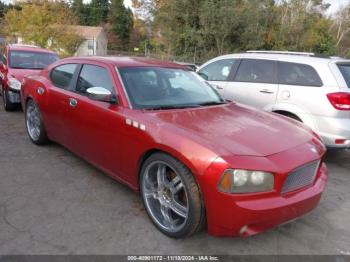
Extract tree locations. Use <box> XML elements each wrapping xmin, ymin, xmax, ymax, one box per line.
<box><xmin>4</xmin><ymin>0</ymin><xmax>83</xmax><ymax>57</ymax></box>
<box><xmin>109</xmin><ymin>0</ymin><xmax>133</xmax><ymax>50</ymax></box>
<box><xmin>88</xmin><ymin>0</ymin><xmax>109</xmax><ymax>26</ymax></box>
<box><xmin>71</xmin><ymin>0</ymin><xmax>90</xmax><ymax>25</ymax></box>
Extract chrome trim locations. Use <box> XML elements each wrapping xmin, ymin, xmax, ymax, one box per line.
<box><xmin>281</xmin><ymin>160</ymin><xmax>320</xmax><ymax>194</ymax></box>
<box><xmin>37</xmin><ymin>87</ymin><xmax>45</xmax><ymax>95</ymax></box>
<box><xmin>114</xmin><ymin>66</ymin><xmax>133</xmax><ymax>109</ymax></box>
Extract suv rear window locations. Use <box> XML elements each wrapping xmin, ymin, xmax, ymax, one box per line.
<box><xmin>278</xmin><ymin>61</ymin><xmax>323</xmax><ymax>87</ymax></box>
<box><xmin>337</xmin><ymin>64</ymin><xmax>350</xmax><ymax>88</ymax></box>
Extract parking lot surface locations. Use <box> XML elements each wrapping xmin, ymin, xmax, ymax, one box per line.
<box><xmin>0</xmin><ymin>99</ymin><xmax>350</xmax><ymax>255</ymax></box>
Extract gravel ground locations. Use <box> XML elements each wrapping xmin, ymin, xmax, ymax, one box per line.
<box><xmin>0</xmin><ymin>100</ymin><xmax>349</xmax><ymax>255</ymax></box>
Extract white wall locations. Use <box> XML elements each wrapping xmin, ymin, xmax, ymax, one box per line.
<box><xmin>75</xmin><ymin>32</ymin><xmax>108</xmax><ymax>56</ymax></box>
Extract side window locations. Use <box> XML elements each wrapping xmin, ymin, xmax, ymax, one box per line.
<box><xmin>0</xmin><ymin>55</ymin><xmax>6</xmax><ymax>65</ymax></box>
<box><xmin>0</xmin><ymin>46</ymin><xmax>6</xmax><ymax>65</ymax></box>
<box><xmin>234</xmin><ymin>59</ymin><xmax>276</xmax><ymax>84</ymax></box>
<box><xmin>198</xmin><ymin>59</ymin><xmax>237</xmax><ymax>81</ymax></box>
<box><xmin>50</xmin><ymin>64</ymin><xmax>77</xmax><ymax>89</ymax></box>
<box><xmin>76</xmin><ymin>64</ymin><xmax>114</xmax><ymax>94</ymax></box>
<box><xmin>278</xmin><ymin>62</ymin><xmax>323</xmax><ymax>87</ymax></box>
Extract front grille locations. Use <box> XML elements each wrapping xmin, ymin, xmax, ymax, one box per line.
<box><xmin>281</xmin><ymin>160</ymin><xmax>320</xmax><ymax>194</ymax></box>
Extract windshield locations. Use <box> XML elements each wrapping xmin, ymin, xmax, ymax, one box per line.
<box><xmin>9</xmin><ymin>51</ymin><xmax>59</xmax><ymax>70</ymax></box>
<box><xmin>118</xmin><ymin>67</ymin><xmax>225</xmax><ymax>110</ymax></box>
<box><xmin>337</xmin><ymin>63</ymin><xmax>350</xmax><ymax>88</ymax></box>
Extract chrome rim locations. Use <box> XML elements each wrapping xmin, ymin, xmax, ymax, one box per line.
<box><xmin>26</xmin><ymin>102</ymin><xmax>41</xmax><ymax>141</ymax></box>
<box><xmin>142</xmin><ymin>161</ymin><xmax>189</xmax><ymax>232</ymax></box>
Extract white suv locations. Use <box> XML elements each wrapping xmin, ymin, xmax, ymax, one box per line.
<box><xmin>197</xmin><ymin>51</ymin><xmax>350</xmax><ymax>148</ymax></box>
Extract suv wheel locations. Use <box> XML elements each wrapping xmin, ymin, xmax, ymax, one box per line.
<box><xmin>140</xmin><ymin>153</ymin><xmax>205</xmax><ymax>238</ymax></box>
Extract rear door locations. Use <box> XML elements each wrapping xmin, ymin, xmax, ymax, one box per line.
<box><xmin>64</xmin><ymin>63</ymin><xmax>126</xmax><ymax>178</ymax></box>
<box><xmin>45</xmin><ymin>63</ymin><xmax>79</xmax><ymax>145</ymax></box>
<box><xmin>276</xmin><ymin>61</ymin><xmax>325</xmax><ymax>116</ymax></box>
<box><xmin>224</xmin><ymin>59</ymin><xmax>278</xmax><ymax>109</ymax></box>
<box><xmin>197</xmin><ymin>58</ymin><xmax>239</xmax><ymax>96</ymax></box>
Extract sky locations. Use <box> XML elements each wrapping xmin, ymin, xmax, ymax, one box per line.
<box><xmin>326</xmin><ymin>0</ymin><xmax>349</xmax><ymax>14</ymax></box>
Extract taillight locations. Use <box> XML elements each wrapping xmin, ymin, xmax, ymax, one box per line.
<box><xmin>327</xmin><ymin>92</ymin><xmax>350</xmax><ymax>110</ymax></box>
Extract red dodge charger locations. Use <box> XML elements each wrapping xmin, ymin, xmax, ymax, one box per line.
<box><xmin>21</xmin><ymin>56</ymin><xmax>328</xmax><ymax>238</ymax></box>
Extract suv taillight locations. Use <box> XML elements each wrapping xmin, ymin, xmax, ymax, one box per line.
<box><xmin>327</xmin><ymin>92</ymin><xmax>350</xmax><ymax>110</ymax></box>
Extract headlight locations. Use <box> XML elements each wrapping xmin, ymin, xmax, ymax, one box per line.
<box><xmin>218</xmin><ymin>169</ymin><xmax>274</xmax><ymax>193</ymax></box>
<box><xmin>8</xmin><ymin>77</ymin><xmax>22</xmax><ymax>91</ymax></box>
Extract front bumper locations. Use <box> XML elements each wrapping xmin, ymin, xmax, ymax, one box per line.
<box><xmin>198</xmin><ymin>142</ymin><xmax>328</xmax><ymax>237</ymax></box>
<box><xmin>7</xmin><ymin>89</ymin><xmax>21</xmax><ymax>104</ymax></box>
<box><xmin>209</xmin><ymin>164</ymin><xmax>327</xmax><ymax>237</ymax></box>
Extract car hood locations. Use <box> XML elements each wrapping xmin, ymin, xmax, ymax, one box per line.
<box><xmin>8</xmin><ymin>68</ymin><xmax>42</xmax><ymax>82</ymax></box>
<box><xmin>146</xmin><ymin>103</ymin><xmax>314</xmax><ymax>157</ymax></box>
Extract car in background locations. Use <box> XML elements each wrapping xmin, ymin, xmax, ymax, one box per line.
<box><xmin>0</xmin><ymin>44</ymin><xmax>59</xmax><ymax>111</ymax></box>
<box><xmin>197</xmin><ymin>51</ymin><xmax>350</xmax><ymax>148</ymax></box>
<box><xmin>21</xmin><ymin>56</ymin><xmax>327</xmax><ymax>238</ymax></box>
<box><xmin>174</xmin><ymin>61</ymin><xmax>198</xmax><ymax>71</ymax></box>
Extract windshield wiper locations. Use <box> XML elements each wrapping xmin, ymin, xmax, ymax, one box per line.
<box><xmin>144</xmin><ymin>105</ymin><xmax>201</xmax><ymax>110</ymax></box>
<box><xmin>196</xmin><ymin>101</ymin><xmax>228</xmax><ymax>107</ymax></box>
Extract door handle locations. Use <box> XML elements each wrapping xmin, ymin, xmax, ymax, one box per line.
<box><xmin>69</xmin><ymin>98</ymin><xmax>78</xmax><ymax>107</ymax></box>
<box><xmin>260</xmin><ymin>89</ymin><xmax>274</xmax><ymax>94</ymax></box>
<box><xmin>213</xmin><ymin>84</ymin><xmax>224</xmax><ymax>90</ymax></box>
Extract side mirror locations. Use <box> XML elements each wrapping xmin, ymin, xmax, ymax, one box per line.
<box><xmin>197</xmin><ymin>72</ymin><xmax>208</xmax><ymax>81</ymax></box>
<box><xmin>86</xmin><ymin>87</ymin><xmax>116</xmax><ymax>103</ymax></box>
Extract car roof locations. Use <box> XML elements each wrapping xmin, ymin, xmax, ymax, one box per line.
<box><xmin>61</xmin><ymin>56</ymin><xmax>187</xmax><ymax>69</ymax></box>
<box><xmin>7</xmin><ymin>44</ymin><xmax>57</xmax><ymax>54</ymax></box>
<box><xmin>209</xmin><ymin>52</ymin><xmax>350</xmax><ymax>65</ymax></box>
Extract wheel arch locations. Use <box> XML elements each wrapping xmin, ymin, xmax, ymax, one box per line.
<box><xmin>273</xmin><ymin>110</ymin><xmax>303</xmax><ymax>122</ymax></box>
<box><xmin>136</xmin><ymin>147</ymin><xmax>201</xmax><ymax>189</ymax></box>
<box><xmin>272</xmin><ymin>103</ymin><xmax>317</xmax><ymax>130</ymax></box>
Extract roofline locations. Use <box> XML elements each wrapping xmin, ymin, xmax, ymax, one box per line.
<box><xmin>246</xmin><ymin>50</ymin><xmax>316</xmax><ymax>57</ymax></box>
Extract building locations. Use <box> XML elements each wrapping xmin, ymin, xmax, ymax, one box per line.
<box><xmin>72</xmin><ymin>26</ymin><xmax>108</xmax><ymax>56</ymax></box>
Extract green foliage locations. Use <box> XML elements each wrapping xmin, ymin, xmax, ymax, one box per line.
<box><xmin>109</xmin><ymin>0</ymin><xmax>133</xmax><ymax>50</ymax></box>
<box><xmin>4</xmin><ymin>0</ymin><xmax>83</xmax><ymax>57</ymax></box>
<box><xmin>71</xmin><ymin>0</ymin><xmax>109</xmax><ymax>26</ymax></box>
<box><xmin>89</xmin><ymin>0</ymin><xmax>110</xmax><ymax>26</ymax></box>
<box><xmin>146</xmin><ymin>0</ymin><xmax>340</xmax><ymax>62</ymax></box>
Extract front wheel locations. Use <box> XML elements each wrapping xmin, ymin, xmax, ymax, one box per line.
<box><xmin>2</xmin><ymin>89</ymin><xmax>17</xmax><ymax>111</ymax></box>
<box><xmin>25</xmin><ymin>99</ymin><xmax>48</xmax><ymax>145</ymax></box>
<box><xmin>140</xmin><ymin>153</ymin><xmax>205</xmax><ymax>238</ymax></box>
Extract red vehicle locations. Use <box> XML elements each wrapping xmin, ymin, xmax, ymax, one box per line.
<box><xmin>0</xmin><ymin>44</ymin><xmax>59</xmax><ymax>111</ymax></box>
<box><xmin>21</xmin><ymin>56</ymin><xmax>328</xmax><ymax>238</ymax></box>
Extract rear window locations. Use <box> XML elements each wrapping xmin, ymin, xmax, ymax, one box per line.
<box><xmin>278</xmin><ymin>61</ymin><xmax>323</xmax><ymax>87</ymax></box>
<box><xmin>337</xmin><ymin>64</ymin><xmax>350</xmax><ymax>88</ymax></box>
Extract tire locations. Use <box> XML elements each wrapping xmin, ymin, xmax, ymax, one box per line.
<box><xmin>25</xmin><ymin>99</ymin><xmax>48</xmax><ymax>145</ymax></box>
<box><xmin>2</xmin><ymin>88</ymin><xmax>17</xmax><ymax>111</ymax></box>
<box><xmin>140</xmin><ymin>152</ymin><xmax>205</xmax><ymax>238</ymax></box>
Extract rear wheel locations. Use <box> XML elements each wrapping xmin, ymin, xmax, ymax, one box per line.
<box><xmin>140</xmin><ymin>153</ymin><xmax>205</xmax><ymax>238</ymax></box>
<box><xmin>25</xmin><ymin>99</ymin><xmax>48</xmax><ymax>145</ymax></box>
<box><xmin>2</xmin><ymin>89</ymin><xmax>17</xmax><ymax>111</ymax></box>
